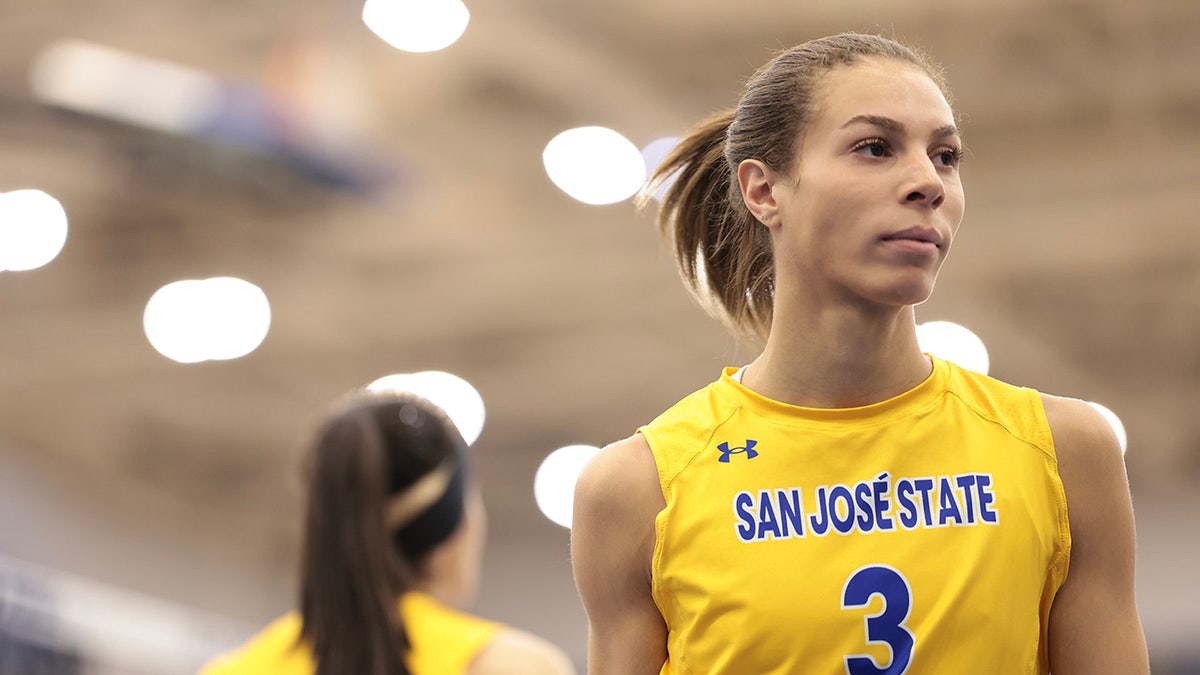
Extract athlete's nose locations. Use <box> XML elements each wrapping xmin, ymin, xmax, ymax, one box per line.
<box><xmin>903</xmin><ymin>155</ymin><xmax>945</xmax><ymax>209</ymax></box>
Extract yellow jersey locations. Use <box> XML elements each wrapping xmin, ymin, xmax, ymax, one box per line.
<box><xmin>640</xmin><ymin>357</ymin><xmax>1069</xmax><ymax>675</ymax></box>
<box><xmin>197</xmin><ymin>591</ymin><xmax>502</xmax><ymax>675</ymax></box>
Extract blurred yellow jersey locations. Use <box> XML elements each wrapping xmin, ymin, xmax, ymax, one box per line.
<box><xmin>641</xmin><ymin>357</ymin><xmax>1069</xmax><ymax>675</ymax></box>
<box><xmin>197</xmin><ymin>592</ymin><xmax>502</xmax><ymax>675</ymax></box>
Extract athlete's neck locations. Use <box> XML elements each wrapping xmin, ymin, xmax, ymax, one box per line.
<box><xmin>743</xmin><ymin>304</ymin><xmax>931</xmax><ymax>409</ymax></box>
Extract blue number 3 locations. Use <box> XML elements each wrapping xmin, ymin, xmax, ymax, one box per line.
<box><xmin>841</xmin><ymin>565</ymin><xmax>915</xmax><ymax>675</ymax></box>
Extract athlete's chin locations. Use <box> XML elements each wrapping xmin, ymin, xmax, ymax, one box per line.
<box><xmin>864</xmin><ymin>279</ymin><xmax>938</xmax><ymax>308</ymax></box>
<box><xmin>884</xmin><ymin>290</ymin><xmax>935</xmax><ymax>308</ymax></box>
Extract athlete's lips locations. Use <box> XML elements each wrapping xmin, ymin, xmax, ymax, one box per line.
<box><xmin>881</xmin><ymin>226</ymin><xmax>943</xmax><ymax>248</ymax></box>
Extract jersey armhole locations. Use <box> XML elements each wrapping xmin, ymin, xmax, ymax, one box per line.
<box><xmin>1033</xmin><ymin>391</ymin><xmax>1072</xmax><ymax>593</ymax></box>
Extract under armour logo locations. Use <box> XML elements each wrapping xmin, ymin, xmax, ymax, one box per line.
<box><xmin>717</xmin><ymin>440</ymin><xmax>759</xmax><ymax>463</ymax></box>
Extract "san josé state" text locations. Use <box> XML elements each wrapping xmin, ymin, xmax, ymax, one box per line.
<box><xmin>733</xmin><ymin>472</ymin><xmax>998</xmax><ymax>542</ymax></box>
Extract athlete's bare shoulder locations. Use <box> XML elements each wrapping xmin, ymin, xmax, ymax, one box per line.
<box><xmin>574</xmin><ymin>434</ymin><xmax>663</xmax><ymax>533</ymax></box>
<box><xmin>1039</xmin><ymin>393</ymin><xmax>1124</xmax><ymax>471</ymax></box>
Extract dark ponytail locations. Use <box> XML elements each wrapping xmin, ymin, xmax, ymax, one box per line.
<box><xmin>299</xmin><ymin>407</ymin><xmax>412</xmax><ymax>675</ymax></box>
<box><xmin>298</xmin><ymin>393</ymin><xmax>467</xmax><ymax>675</ymax></box>
<box><xmin>641</xmin><ymin>32</ymin><xmax>950</xmax><ymax>342</ymax></box>
<box><xmin>642</xmin><ymin>109</ymin><xmax>776</xmax><ymax>342</ymax></box>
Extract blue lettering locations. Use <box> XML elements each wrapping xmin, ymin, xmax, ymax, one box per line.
<box><xmin>830</xmin><ymin>486</ymin><xmax>855</xmax><ymax>534</ymax></box>
<box><xmin>739</xmin><ymin>472</ymin><xmax>996</xmax><ymax>543</ymax></box>
<box><xmin>896</xmin><ymin>479</ymin><xmax>918</xmax><ymax>529</ymax></box>
<box><xmin>956</xmin><ymin>474</ymin><xmax>978</xmax><ymax>524</ymax></box>
<box><xmin>777</xmin><ymin>489</ymin><xmax>805</xmax><ymax>538</ymax></box>
<box><xmin>913</xmin><ymin>478</ymin><xmax>936</xmax><ymax>527</ymax></box>
<box><xmin>976</xmin><ymin>474</ymin><xmax>998</xmax><ymax>524</ymax></box>
<box><xmin>757</xmin><ymin>490</ymin><xmax>782</xmax><ymax>540</ymax></box>
<box><xmin>734</xmin><ymin>492</ymin><xmax>755</xmax><ymax>541</ymax></box>
<box><xmin>873</xmin><ymin>473</ymin><xmax>894</xmax><ymax>531</ymax></box>
<box><xmin>937</xmin><ymin>476</ymin><xmax>964</xmax><ymax>526</ymax></box>
<box><xmin>854</xmin><ymin>482</ymin><xmax>874</xmax><ymax>532</ymax></box>
<box><xmin>809</xmin><ymin>486</ymin><xmax>831</xmax><ymax>535</ymax></box>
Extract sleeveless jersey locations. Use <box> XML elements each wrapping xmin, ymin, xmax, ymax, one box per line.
<box><xmin>640</xmin><ymin>357</ymin><xmax>1070</xmax><ymax>675</ymax></box>
<box><xmin>197</xmin><ymin>591</ymin><xmax>502</xmax><ymax>675</ymax></box>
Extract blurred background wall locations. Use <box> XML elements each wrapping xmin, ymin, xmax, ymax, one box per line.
<box><xmin>0</xmin><ymin>0</ymin><xmax>1197</xmax><ymax>672</ymax></box>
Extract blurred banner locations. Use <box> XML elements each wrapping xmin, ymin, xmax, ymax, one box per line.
<box><xmin>0</xmin><ymin>554</ymin><xmax>252</xmax><ymax>675</ymax></box>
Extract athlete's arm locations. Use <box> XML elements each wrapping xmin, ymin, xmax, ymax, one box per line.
<box><xmin>571</xmin><ymin>434</ymin><xmax>667</xmax><ymax>675</ymax></box>
<box><xmin>1043</xmin><ymin>394</ymin><xmax>1150</xmax><ymax>674</ymax></box>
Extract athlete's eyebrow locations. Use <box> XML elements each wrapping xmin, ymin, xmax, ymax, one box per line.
<box><xmin>931</xmin><ymin>124</ymin><xmax>961</xmax><ymax>141</ymax></box>
<box><xmin>842</xmin><ymin>114</ymin><xmax>901</xmax><ymax>132</ymax></box>
<box><xmin>842</xmin><ymin>114</ymin><xmax>960</xmax><ymax>141</ymax></box>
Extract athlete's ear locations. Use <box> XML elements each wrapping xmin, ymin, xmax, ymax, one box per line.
<box><xmin>737</xmin><ymin>159</ymin><xmax>778</xmax><ymax>227</ymax></box>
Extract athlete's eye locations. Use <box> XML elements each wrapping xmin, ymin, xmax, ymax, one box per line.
<box><xmin>852</xmin><ymin>139</ymin><xmax>890</xmax><ymax>158</ymax></box>
<box><xmin>933</xmin><ymin>147</ymin><xmax>964</xmax><ymax>168</ymax></box>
